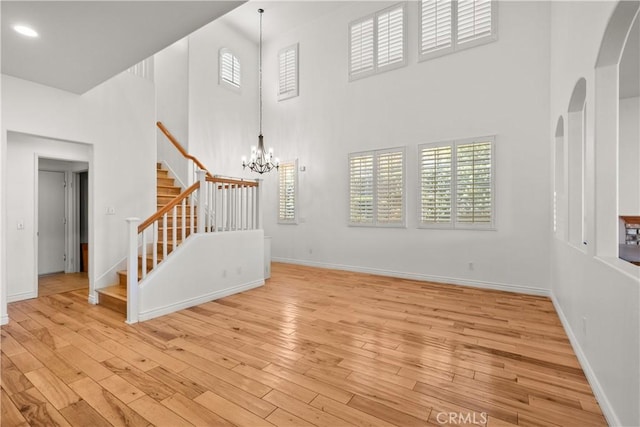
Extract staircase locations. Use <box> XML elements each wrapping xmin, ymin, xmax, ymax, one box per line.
<box><xmin>96</xmin><ymin>164</ymin><xmax>194</xmax><ymax>314</ymax></box>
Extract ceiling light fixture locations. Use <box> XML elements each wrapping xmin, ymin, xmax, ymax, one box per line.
<box><xmin>13</xmin><ymin>25</ymin><xmax>39</xmax><ymax>38</ymax></box>
<box><xmin>242</xmin><ymin>8</ymin><xmax>279</xmax><ymax>174</ymax></box>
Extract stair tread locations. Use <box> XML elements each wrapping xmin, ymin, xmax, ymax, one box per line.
<box><xmin>97</xmin><ymin>285</ymin><xmax>127</xmax><ymax>300</ymax></box>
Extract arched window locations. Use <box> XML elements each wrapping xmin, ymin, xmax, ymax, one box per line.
<box><xmin>554</xmin><ymin>116</ymin><xmax>566</xmax><ymax>238</ymax></box>
<box><xmin>219</xmin><ymin>48</ymin><xmax>241</xmax><ymax>90</ymax></box>
<box><xmin>567</xmin><ymin>78</ymin><xmax>586</xmax><ymax>249</ymax></box>
<box><xmin>594</xmin><ymin>1</ymin><xmax>639</xmax><ymax>262</ymax></box>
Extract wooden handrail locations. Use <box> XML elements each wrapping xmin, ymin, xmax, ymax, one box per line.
<box><xmin>206</xmin><ymin>176</ymin><xmax>259</xmax><ymax>187</ymax></box>
<box><xmin>157</xmin><ymin>121</ymin><xmax>213</xmax><ymax>178</ymax></box>
<box><xmin>138</xmin><ymin>182</ymin><xmax>199</xmax><ymax>233</ymax></box>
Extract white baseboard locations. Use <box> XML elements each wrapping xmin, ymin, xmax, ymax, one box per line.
<box><xmin>7</xmin><ymin>290</ymin><xmax>37</xmax><ymax>303</ymax></box>
<box><xmin>1</xmin><ymin>314</ymin><xmax>9</xmax><ymax>325</ymax></box>
<box><xmin>138</xmin><ymin>279</ymin><xmax>264</xmax><ymax>322</ymax></box>
<box><xmin>272</xmin><ymin>257</ymin><xmax>550</xmax><ymax>296</ymax></box>
<box><xmin>550</xmin><ymin>292</ymin><xmax>620</xmax><ymax>427</ymax></box>
<box><xmin>87</xmin><ymin>293</ymin><xmax>98</xmax><ymax>305</ymax></box>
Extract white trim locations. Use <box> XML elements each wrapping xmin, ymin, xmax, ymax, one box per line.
<box><xmin>550</xmin><ymin>291</ymin><xmax>620</xmax><ymax>427</ymax></box>
<box><xmin>87</xmin><ymin>294</ymin><xmax>98</xmax><ymax>305</ymax></box>
<box><xmin>7</xmin><ymin>290</ymin><xmax>38</xmax><ymax>303</ymax></box>
<box><xmin>0</xmin><ymin>314</ymin><xmax>9</xmax><ymax>326</ymax></box>
<box><xmin>272</xmin><ymin>257</ymin><xmax>550</xmax><ymax>296</ymax></box>
<box><xmin>138</xmin><ymin>279</ymin><xmax>264</xmax><ymax>322</ymax></box>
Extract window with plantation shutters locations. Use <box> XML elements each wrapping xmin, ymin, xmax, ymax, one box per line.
<box><xmin>278</xmin><ymin>160</ymin><xmax>298</xmax><ymax>224</ymax></box>
<box><xmin>219</xmin><ymin>48</ymin><xmax>241</xmax><ymax>90</ymax></box>
<box><xmin>419</xmin><ymin>137</ymin><xmax>494</xmax><ymax>229</ymax></box>
<box><xmin>349</xmin><ymin>3</ymin><xmax>406</xmax><ymax>80</ymax></box>
<box><xmin>278</xmin><ymin>44</ymin><xmax>298</xmax><ymax>101</ymax></box>
<box><xmin>349</xmin><ymin>153</ymin><xmax>374</xmax><ymax>224</ymax></box>
<box><xmin>420</xmin><ymin>143</ymin><xmax>453</xmax><ymax>225</ymax></box>
<box><xmin>349</xmin><ymin>148</ymin><xmax>405</xmax><ymax>227</ymax></box>
<box><xmin>419</xmin><ymin>0</ymin><xmax>496</xmax><ymax>61</ymax></box>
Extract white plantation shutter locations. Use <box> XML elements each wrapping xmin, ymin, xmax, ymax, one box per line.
<box><xmin>420</xmin><ymin>0</ymin><xmax>453</xmax><ymax>56</ymax></box>
<box><xmin>278</xmin><ymin>161</ymin><xmax>297</xmax><ymax>223</ymax></box>
<box><xmin>349</xmin><ymin>18</ymin><xmax>375</xmax><ymax>78</ymax></box>
<box><xmin>349</xmin><ymin>148</ymin><xmax>405</xmax><ymax>227</ymax></box>
<box><xmin>377</xmin><ymin>5</ymin><xmax>405</xmax><ymax>69</ymax></box>
<box><xmin>457</xmin><ymin>0</ymin><xmax>493</xmax><ymax>45</ymax></box>
<box><xmin>349</xmin><ymin>3</ymin><xmax>407</xmax><ymax>80</ymax></box>
<box><xmin>419</xmin><ymin>0</ymin><xmax>496</xmax><ymax>61</ymax></box>
<box><xmin>349</xmin><ymin>153</ymin><xmax>374</xmax><ymax>224</ymax></box>
<box><xmin>278</xmin><ymin>44</ymin><xmax>298</xmax><ymax>101</ymax></box>
<box><xmin>456</xmin><ymin>140</ymin><xmax>493</xmax><ymax>226</ymax></box>
<box><xmin>419</xmin><ymin>137</ymin><xmax>494</xmax><ymax>229</ymax></box>
<box><xmin>420</xmin><ymin>143</ymin><xmax>453</xmax><ymax>224</ymax></box>
<box><xmin>219</xmin><ymin>49</ymin><xmax>240</xmax><ymax>89</ymax></box>
<box><xmin>376</xmin><ymin>150</ymin><xmax>405</xmax><ymax>224</ymax></box>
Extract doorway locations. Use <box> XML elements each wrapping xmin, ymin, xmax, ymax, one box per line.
<box><xmin>37</xmin><ymin>158</ymin><xmax>89</xmax><ymax>297</ymax></box>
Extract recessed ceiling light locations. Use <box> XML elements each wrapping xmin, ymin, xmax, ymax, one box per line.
<box><xmin>13</xmin><ymin>25</ymin><xmax>39</xmax><ymax>38</ymax></box>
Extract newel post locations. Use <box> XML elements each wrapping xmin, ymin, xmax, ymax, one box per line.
<box><xmin>196</xmin><ymin>170</ymin><xmax>206</xmax><ymax>234</ymax></box>
<box><xmin>126</xmin><ymin>217</ymin><xmax>140</xmax><ymax>324</ymax></box>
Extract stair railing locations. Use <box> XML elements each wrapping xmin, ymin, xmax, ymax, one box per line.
<box><xmin>125</xmin><ymin>170</ymin><xmax>260</xmax><ymax>324</ymax></box>
<box><xmin>157</xmin><ymin>121</ymin><xmax>213</xmax><ymax>180</ymax></box>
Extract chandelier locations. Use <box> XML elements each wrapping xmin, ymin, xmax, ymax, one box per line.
<box><xmin>242</xmin><ymin>8</ymin><xmax>278</xmax><ymax>174</ymax></box>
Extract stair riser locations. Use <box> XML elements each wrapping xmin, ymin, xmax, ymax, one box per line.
<box><xmin>157</xmin><ymin>177</ymin><xmax>176</xmax><ymax>186</ymax></box>
<box><xmin>98</xmin><ymin>292</ymin><xmax>127</xmax><ymax>315</ymax></box>
<box><xmin>157</xmin><ymin>170</ymin><xmax>169</xmax><ymax>178</ymax></box>
<box><xmin>158</xmin><ymin>187</ymin><xmax>181</xmax><ymax>196</ymax></box>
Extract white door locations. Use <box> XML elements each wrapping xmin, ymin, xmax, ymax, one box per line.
<box><xmin>38</xmin><ymin>171</ymin><xmax>66</xmax><ymax>274</ymax></box>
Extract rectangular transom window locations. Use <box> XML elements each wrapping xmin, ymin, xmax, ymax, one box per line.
<box><xmin>278</xmin><ymin>160</ymin><xmax>298</xmax><ymax>224</ymax></box>
<box><xmin>278</xmin><ymin>44</ymin><xmax>299</xmax><ymax>101</ymax></box>
<box><xmin>349</xmin><ymin>3</ymin><xmax>407</xmax><ymax>80</ymax></box>
<box><xmin>419</xmin><ymin>0</ymin><xmax>497</xmax><ymax>61</ymax></box>
<box><xmin>349</xmin><ymin>147</ymin><xmax>405</xmax><ymax>227</ymax></box>
<box><xmin>219</xmin><ymin>48</ymin><xmax>241</xmax><ymax>90</ymax></box>
<box><xmin>419</xmin><ymin>137</ymin><xmax>494</xmax><ymax>229</ymax></box>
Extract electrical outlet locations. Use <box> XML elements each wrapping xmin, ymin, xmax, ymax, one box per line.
<box><xmin>468</xmin><ymin>262</ymin><xmax>474</xmax><ymax>270</ymax></box>
<box><xmin>222</xmin><ymin>269</ymin><xmax>227</xmax><ymax>278</ymax></box>
<box><xmin>106</xmin><ymin>207</ymin><xmax>116</xmax><ymax>215</ymax></box>
<box><xmin>16</xmin><ymin>221</ymin><xmax>24</xmax><ymax>230</ymax></box>
<box><xmin>582</xmin><ymin>316</ymin><xmax>587</xmax><ymax>335</ymax></box>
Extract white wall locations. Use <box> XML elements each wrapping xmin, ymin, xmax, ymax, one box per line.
<box><xmin>550</xmin><ymin>2</ymin><xmax>639</xmax><ymax>425</ymax></box>
<box><xmin>259</xmin><ymin>1</ymin><xmax>552</xmax><ymax>293</ymax></box>
<box><xmin>1</xmin><ymin>72</ymin><xmax>156</xmax><ymax>311</ymax></box>
<box><xmin>619</xmin><ymin>96</ymin><xmax>640</xmax><ymax>215</ymax></box>
<box><xmin>188</xmin><ymin>18</ymin><xmax>259</xmax><ymax>179</ymax></box>
<box><xmin>155</xmin><ymin>38</ymin><xmax>191</xmax><ymax>187</ymax></box>
<box><xmin>138</xmin><ymin>230</ymin><xmax>264</xmax><ymax>321</ymax></box>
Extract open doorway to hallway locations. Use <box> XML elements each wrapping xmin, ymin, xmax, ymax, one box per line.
<box><xmin>37</xmin><ymin>158</ymin><xmax>89</xmax><ymax>297</ymax></box>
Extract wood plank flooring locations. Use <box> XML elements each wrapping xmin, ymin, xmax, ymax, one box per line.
<box><xmin>1</xmin><ymin>263</ymin><xmax>606</xmax><ymax>426</ymax></box>
<box><xmin>38</xmin><ymin>273</ymin><xmax>88</xmax><ymax>297</ymax></box>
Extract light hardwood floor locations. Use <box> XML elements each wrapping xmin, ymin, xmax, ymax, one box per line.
<box><xmin>38</xmin><ymin>273</ymin><xmax>89</xmax><ymax>297</ymax></box>
<box><xmin>1</xmin><ymin>263</ymin><xmax>606</xmax><ymax>426</ymax></box>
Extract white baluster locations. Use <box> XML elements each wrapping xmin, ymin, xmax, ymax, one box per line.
<box><xmin>152</xmin><ymin>221</ymin><xmax>158</xmax><ymax>269</ymax></box>
<box><xmin>162</xmin><ymin>213</ymin><xmax>168</xmax><ymax>259</ymax></box>
<box><xmin>196</xmin><ymin>170</ymin><xmax>206</xmax><ymax>234</ymax></box>
<box><xmin>141</xmin><ymin>228</ymin><xmax>147</xmax><ymax>280</ymax></box>
<box><xmin>172</xmin><ymin>205</ymin><xmax>177</xmax><ymax>249</ymax></box>
<box><xmin>181</xmin><ymin>198</ymin><xmax>186</xmax><ymax>240</ymax></box>
<box><xmin>126</xmin><ymin>217</ymin><xmax>140</xmax><ymax>324</ymax></box>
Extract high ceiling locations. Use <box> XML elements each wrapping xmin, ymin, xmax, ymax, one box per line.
<box><xmin>619</xmin><ymin>15</ymin><xmax>639</xmax><ymax>99</ymax></box>
<box><xmin>1</xmin><ymin>1</ymin><xmax>244</xmax><ymax>94</ymax></box>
